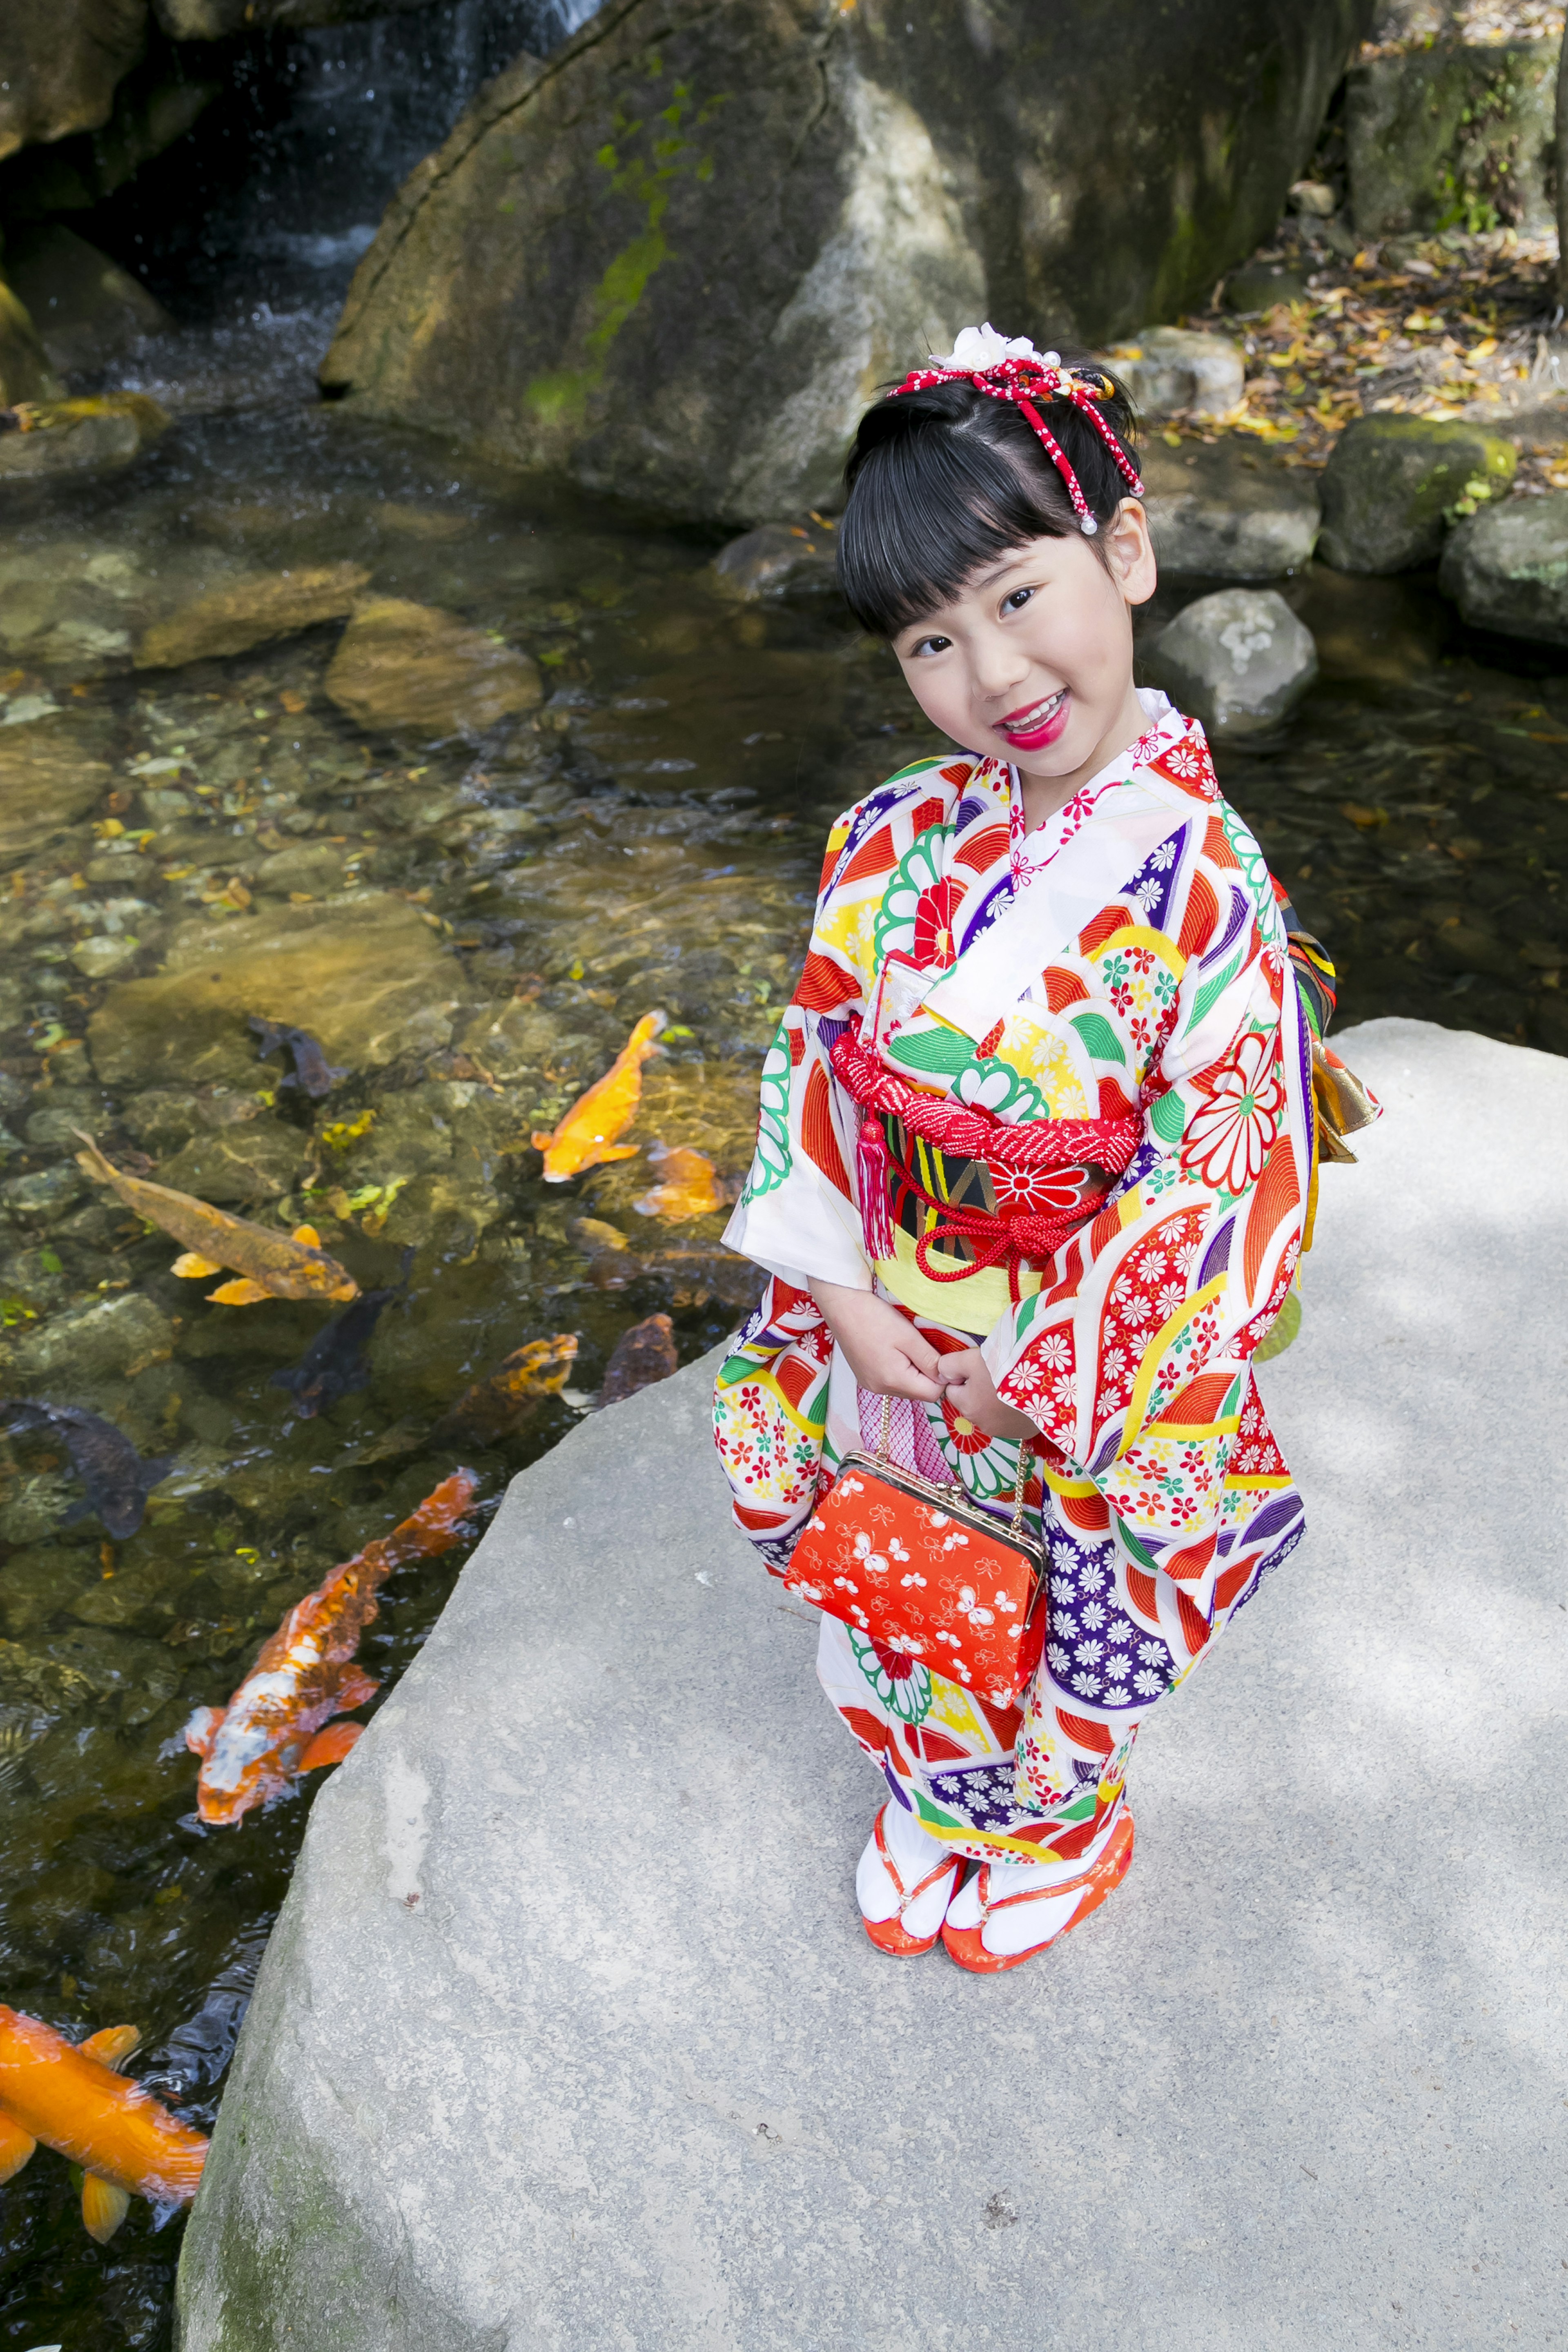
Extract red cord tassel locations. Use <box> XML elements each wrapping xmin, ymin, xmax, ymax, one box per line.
<box><xmin>856</xmin><ymin>1115</ymin><xmax>897</xmax><ymax>1263</ymax></box>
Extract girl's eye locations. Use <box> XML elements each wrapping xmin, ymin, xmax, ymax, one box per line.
<box><xmin>1002</xmin><ymin>587</ymin><xmax>1035</xmax><ymax>614</ymax></box>
<box><xmin>909</xmin><ymin>634</ymin><xmax>951</xmax><ymax>659</ymax></box>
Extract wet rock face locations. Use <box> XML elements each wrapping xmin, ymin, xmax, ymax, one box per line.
<box><xmin>135</xmin><ymin>565</ymin><xmax>370</xmax><ymax>670</ymax></box>
<box><xmin>0</xmin><ymin>395</ymin><xmax>171</xmax><ymax>485</ymax></box>
<box><xmin>710</xmin><ymin>525</ymin><xmax>839</xmax><ymax>603</ymax></box>
<box><xmin>1439</xmin><ymin>493</ymin><xmax>1568</xmax><ymax>647</ymax></box>
<box><xmin>323</xmin><ymin>599</ymin><xmax>542</xmax><ymax>740</ymax></box>
<box><xmin>1142</xmin><ymin>587</ymin><xmax>1319</xmax><ymax>740</ymax></box>
<box><xmin>1318</xmin><ymin>416</ymin><xmax>1517</xmax><ymax>575</ymax></box>
<box><xmin>0</xmin><ymin>282</ymin><xmax>64</xmax><ymax>407</ymax></box>
<box><xmin>2</xmin><ymin>223</ymin><xmax>172</xmax><ymax>374</ymax></box>
<box><xmin>0</xmin><ymin>0</ymin><xmax>146</xmax><ymax>165</ymax></box>
<box><xmin>320</xmin><ymin>0</ymin><xmax>1370</xmax><ymax>523</ymax></box>
<box><xmin>1141</xmin><ymin>442</ymin><xmax>1320</xmax><ymax>580</ymax></box>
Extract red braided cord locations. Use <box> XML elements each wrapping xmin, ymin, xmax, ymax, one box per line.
<box><xmin>829</xmin><ymin>1020</ymin><xmax>1140</xmax><ymax>1173</ymax></box>
<box><xmin>897</xmin><ymin>1162</ymin><xmax>1109</xmax><ymax>1302</ymax></box>
<box><xmin>887</xmin><ymin>354</ymin><xmax>1145</xmax><ymax>532</ymax></box>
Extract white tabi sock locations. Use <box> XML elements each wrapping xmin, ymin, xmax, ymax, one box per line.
<box><xmin>944</xmin><ymin>1807</ymin><xmax>1124</xmax><ymax>1957</ymax></box>
<box><xmin>856</xmin><ymin>1800</ymin><xmax>959</xmax><ymax>1940</ymax></box>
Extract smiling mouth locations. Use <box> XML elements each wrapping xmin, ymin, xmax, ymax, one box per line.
<box><xmin>997</xmin><ymin>687</ymin><xmax>1067</xmax><ymax>739</ymax></box>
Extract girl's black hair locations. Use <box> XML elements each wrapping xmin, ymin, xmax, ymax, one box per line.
<box><xmin>835</xmin><ymin>351</ymin><xmax>1140</xmax><ymax>639</ymax></box>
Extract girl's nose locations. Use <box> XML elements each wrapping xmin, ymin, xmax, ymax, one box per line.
<box><xmin>971</xmin><ymin>633</ymin><xmax>1033</xmax><ymax>702</ymax></box>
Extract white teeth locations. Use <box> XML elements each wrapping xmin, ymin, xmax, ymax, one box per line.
<box><xmin>1006</xmin><ymin>689</ymin><xmax>1065</xmax><ymax>731</ymax></box>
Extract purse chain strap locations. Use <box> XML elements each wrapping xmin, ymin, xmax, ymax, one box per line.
<box><xmin>877</xmin><ymin>1392</ymin><xmax>1031</xmax><ymax>1539</ymax></box>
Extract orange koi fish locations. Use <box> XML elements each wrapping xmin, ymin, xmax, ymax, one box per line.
<box><xmin>530</xmin><ymin>1010</ymin><xmax>666</xmax><ymax>1182</ymax></box>
<box><xmin>441</xmin><ymin>1334</ymin><xmax>578</xmax><ymax>1444</ymax></box>
<box><xmin>632</xmin><ymin>1140</ymin><xmax>744</xmax><ymax>1221</ymax></box>
<box><xmin>184</xmin><ymin>1470</ymin><xmax>478</xmax><ymax>1824</ymax></box>
<box><xmin>75</xmin><ymin>1134</ymin><xmax>358</xmax><ymax>1303</ymax></box>
<box><xmin>0</xmin><ymin>2009</ymin><xmax>208</xmax><ymax>2242</ymax></box>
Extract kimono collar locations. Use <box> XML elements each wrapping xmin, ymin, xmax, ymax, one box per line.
<box><xmin>1001</xmin><ymin>690</ymin><xmax>1193</xmax><ymax>886</ymax></box>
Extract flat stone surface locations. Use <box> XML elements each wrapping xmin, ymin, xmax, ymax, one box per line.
<box><xmin>1141</xmin><ymin>440</ymin><xmax>1319</xmax><ymax>579</ymax></box>
<box><xmin>176</xmin><ymin>1018</ymin><xmax>1568</xmax><ymax>2351</ymax></box>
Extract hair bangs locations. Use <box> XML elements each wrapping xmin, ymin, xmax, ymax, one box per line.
<box><xmin>835</xmin><ymin>357</ymin><xmax>1141</xmax><ymax>639</ymax></box>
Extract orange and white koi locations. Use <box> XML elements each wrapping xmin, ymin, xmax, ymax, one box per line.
<box><xmin>74</xmin><ymin>1134</ymin><xmax>358</xmax><ymax>1304</ymax></box>
<box><xmin>0</xmin><ymin>2009</ymin><xmax>208</xmax><ymax>2242</ymax></box>
<box><xmin>530</xmin><ymin>1010</ymin><xmax>666</xmax><ymax>1181</ymax></box>
<box><xmin>632</xmin><ymin>1140</ymin><xmax>741</xmax><ymax>1221</ymax></box>
<box><xmin>184</xmin><ymin>1470</ymin><xmax>478</xmax><ymax>1824</ymax></box>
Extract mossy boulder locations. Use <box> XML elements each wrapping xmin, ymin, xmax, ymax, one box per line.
<box><xmin>1345</xmin><ymin>37</ymin><xmax>1560</xmax><ymax>240</ymax></box>
<box><xmin>1438</xmin><ymin>492</ymin><xmax>1568</xmax><ymax>647</ymax></box>
<box><xmin>1318</xmin><ymin>416</ymin><xmax>1517</xmax><ymax>575</ymax></box>
<box><xmin>321</xmin><ymin>0</ymin><xmax>1372</xmax><ymax>525</ymax></box>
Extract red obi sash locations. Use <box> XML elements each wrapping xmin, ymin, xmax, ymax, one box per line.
<box><xmin>829</xmin><ymin>1018</ymin><xmax>1142</xmax><ymax>1300</ymax></box>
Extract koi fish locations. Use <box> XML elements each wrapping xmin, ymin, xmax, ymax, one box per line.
<box><xmin>632</xmin><ymin>1140</ymin><xmax>743</xmax><ymax>1221</ymax></box>
<box><xmin>599</xmin><ymin>1311</ymin><xmax>678</xmax><ymax>1406</ymax></box>
<box><xmin>249</xmin><ymin>1014</ymin><xmax>348</xmax><ymax>1101</ymax></box>
<box><xmin>0</xmin><ymin>2008</ymin><xmax>208</xmax><ymax>2242</ymax></box>
<box><xmin>184</xmin><ymin>1469</ymin><xmax>478</xmax><ymax>1824</ymax></box>
<box><xmin>0</xmin><ymin>1399</ymin><xmax>175</xmax><ymax>1540</ymax></box>
<box><xmin>74</xmin><ymin>1134</ymin><xmax>358</xmax><ymax>1304</ymax></box>
<box><xmin>270</xmin><ymin>1249</ymin><xmax>413</xmax><ymax>1417</ymax></box>
<box><xmin>530</xmin><ymin>1010</ymin><xmax>667</xmax><ymax>1181</ymax></box>
<box><xmin>440</xmin><ymin>1334</ymin><xmax>578</xmax><ymax>1444</ymax></box>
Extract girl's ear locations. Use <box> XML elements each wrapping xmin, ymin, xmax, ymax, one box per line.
<box><xmin>1105</xmin><ymin>498</ymin><xmax>1158</xmax><ymax>608</ymax></box>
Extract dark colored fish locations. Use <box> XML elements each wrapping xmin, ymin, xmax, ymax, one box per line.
<box><xmin>269</xmin><ymin>1250</ymin><xmax>412</xmax><ymax>1420</ymax></box>
<box><xmin>599</xmin><ymin>1312</ymin><xmax>679</xmax><ymax>1408</ymax></box>
<box><xmin>248</xmin><ymin>1016</ymin><xmax>348</xmax><ymax>1100</ymax></box>
<box><xmin>1</xmin><ymin>1400</ymin><xmax>176</xmax><ymax>1541</ymax></box>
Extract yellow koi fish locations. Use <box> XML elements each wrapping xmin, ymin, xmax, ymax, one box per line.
<box><xmin>0</xmin><ymin>2009</ymin><xmax>208</xmax><ymax>2242</ymax></box>
<box><xmin>530</xmin><ymin>1011</ymin><xmax>666</xmax><ymax>1182</ymax></box>
<box><xmin>74</xmin><ymin>1134</ymin><xmax>358</xmax><ymax>1303</ymax></box>
<box><xmin>442</xmin><ymin>1334</ymin><xmax>578</xmax><ymax>1443</ymax></box>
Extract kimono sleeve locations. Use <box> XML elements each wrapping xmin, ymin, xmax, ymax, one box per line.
<box><xmin>722</xmin><ymin>843</ymin><xmax>874</xmax><ymax>1294</ymax></box>
<box><xmin>980</xmin><ymin>844</ymin><xmax>1311</xmax><ymax>1556</ymax></box>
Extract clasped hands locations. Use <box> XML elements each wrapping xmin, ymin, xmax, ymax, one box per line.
<box><xmin>811</xmin><ymin>1278</ymin><xmax>1038</xmax><ymax>1443</ymax></box>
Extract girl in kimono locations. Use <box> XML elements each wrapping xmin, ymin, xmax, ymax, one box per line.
<box><xmin>714</xmin><ymin>324</ymin><xmax>1347</xmax><ymax>1974</ymax></box>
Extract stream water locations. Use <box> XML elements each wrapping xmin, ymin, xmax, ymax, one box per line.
<box><xmin>2</xmin><ymin>91</ymin><xmax>1567</xmax><ymax>2352</ymax></box>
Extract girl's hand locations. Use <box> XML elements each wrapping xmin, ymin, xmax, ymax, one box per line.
<box><xmin>933</xmin><ymin>1345</ymin><xmax>1038</xmax><ymax>1441</ymax></box>
<box><xmin>811</xmin><ymin>1280</ymin><xmax>946</xmax><ymax>1403</ymax></box>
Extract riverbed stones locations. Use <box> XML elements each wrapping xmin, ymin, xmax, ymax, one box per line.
<box><xmin>2</xmin><ymin>1292</ymin><xmax>174</xmax><ymax>1402</ymax></box>
<box><xmin>1318</xmin><ymin>415</ymin><xmax>1517</xmax><ymax>573</ymax></box>
<box><xmin>1105</xmin><ymin>327</ymin><xmax>1245</xmax><ymax>420</ymax></box>
<box><xmin>0</xmin><ymin>394</ymin><xmax>171</xmax><ymax>485</ymax></box>
<box><xmin>323</xmin><ymin>598</ymin><xmax>542</xmax><ymax>739</ymax></box>
<box><xmin>1140</xmin><ymin>440</ymin><xmax>1320</xmax><ymax>577</ymax></box>
<box><xmin>156</xmin><ymin>1117</ymin><xmax>307</xmax><ymax>1205</ymax></box>
<box><xmin>1437</xmin><ymin>490</ymin><xmax>1568</xmax><ymax>646</ymax></box>
<box><xmin>1141</xmin><ymin>587</ymin><xmax>1318</xmax><ymax>738</ymax></box>
<box><xmin>172</xmin><ymin>1020</ymin><xmax>1567</xmax><ymax>2352</ymax></box>
<box><xmin>87</xmin><ymin>895</ymin><xmax>459</xmax><ymax>1087</ymax></box>
<box><xmin>136</xmin><ymin>563</ymin><xmax>371</xmax><ymax>669</ymax></box>
<box><xmin>2</xmin><ymin>223</ymin><xmax>172</xmax><ymax>373</ymax></box>
<box><xmin>320</xmin><ymin>0</ymin><xmax>1368</xmax><ymax>523</ymax></box>
<box><xmin>0</xmin><ymin>718</ymin><xmax>111</xmax><ymax>859</ymax></box>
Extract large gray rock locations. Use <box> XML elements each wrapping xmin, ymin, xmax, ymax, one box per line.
<box><xmin>1438</xmin><ymin>490</ymin><xmax>1568</xmax><ymax>646</ymax></box>
<box><xmin>1106</xmin><ymin>325</ymin><xmax>1245</xmax><ymax>420</ymax></box>
<box><xmin>174</xmin><ymin>1017</ymin><xmax>1568</xmax><ymax>2352</ymax></box>
<box><xmin>1346</xmin><ymin>35</ymin><xmax>1561</xmax><ymax>239</ymax></box>
<box><xmin>0</xmin><ymin>0</ymin><xmax>146</xmax><ymax>164</ymax></box>
<box><xmin>1318</xmin><ymin>414</ymin><xmax>1517</xmax><ymax>574</ymax></box>
<box><xmin>321</xmin><ymin>0</ymin><xmax>1373</xmax><ymax>524</ymax></box>
<box><xmin>1142</xmin><ymin>586</ymin><xmax>1318</xmax><ymax>738</ymax></box>
<box><xmin>1142</xmin><ymin>440</ymin><xmax>1320</xmax><ymax>578</ymax></box>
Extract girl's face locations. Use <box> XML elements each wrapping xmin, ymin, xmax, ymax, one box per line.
<box><xmin>889</xmin><ymin>501</ymin><xmax>1157</xmax><ymax>792</ymax></box>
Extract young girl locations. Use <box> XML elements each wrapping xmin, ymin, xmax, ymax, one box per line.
<box><xmin>714</xmin><ymin>323</ymin><xmax>1344</xmax><ymax>1975</ymax></box>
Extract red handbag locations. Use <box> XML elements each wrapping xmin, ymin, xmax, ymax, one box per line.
<box><xmin>784</xmin><ymin>1400</ymin><xmax>1047</xmax><ymax>1708</ymax></box>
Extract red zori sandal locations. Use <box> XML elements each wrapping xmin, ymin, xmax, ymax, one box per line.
<box><xmin>859</xmin><ymin>1806</ymin><xmax>963</xmax><ymax>1957</ymax></box>
<box><xmin>941</xmin><ymin>1813</ymin><xmax>1135</xmax><ymax>1975</ymax></box>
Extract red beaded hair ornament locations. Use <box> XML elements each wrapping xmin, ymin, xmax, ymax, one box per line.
<box><xmin>887</xmin><ymin>326</ymin><xmax>1144</xmax><ymax>537</ymax></box>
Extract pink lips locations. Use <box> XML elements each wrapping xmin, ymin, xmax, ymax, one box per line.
<box><xmin>997</xmin><ymin>688</ymin><xmax>1070</xmax><ymax>752</ymax></box>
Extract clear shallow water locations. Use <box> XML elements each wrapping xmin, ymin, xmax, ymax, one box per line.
<box><xmin>0</xmin><ymin>358</ymin><xmax>1564</xmax><ymax>2348</ymax></box>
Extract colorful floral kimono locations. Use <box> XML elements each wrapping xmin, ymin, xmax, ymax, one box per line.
<box><xmin>715</xmin><ymin>691</ymin><xmax>1328</xmax><ymax>1869</ymax></box>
